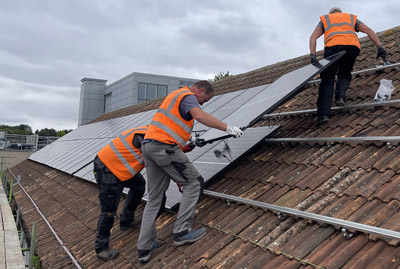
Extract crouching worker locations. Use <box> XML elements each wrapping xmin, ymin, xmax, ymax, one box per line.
<box><xmin>94</xmin><ymin>125</ymin><xmax>148</xmax><ymax>261</ymax></box>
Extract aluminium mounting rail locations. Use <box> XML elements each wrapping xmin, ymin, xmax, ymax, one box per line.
<box><xmin>265</xmin><ymin>136</ymin><xmax>400</xmax><ymax>145</ymax></box>
<box><xmin>306</xmin><ymin>62</ymin><xmax>400</xmax><ymax>85</ymax></box>
<box><xmin>264</xmin><ymin>99</ymin><xmax>400</xmax><ymax>118</ymax></box>
<box><xmin>203</xmin><ymin>190</ymin><xmax>400</xmax><ymax>241</ymax></box>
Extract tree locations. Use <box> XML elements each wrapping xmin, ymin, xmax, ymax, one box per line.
<box><xmin>37</xmin><ymin>128</ymin><xmax>57</xmax><ymax>137</ymax></box>
<box><xmin>0</xmin><ymin>124</ymin><xmax>33</xmax><ymax>135</ymax></box>
<box><xmin>1</xmin><ymin>124</ymin><xmax>72</xmax><ymax>137</ymax></box>
<box><xmin>210</xmin><ymin>71</ymin><xmax>232</xmax><ymax>82</ymax></box>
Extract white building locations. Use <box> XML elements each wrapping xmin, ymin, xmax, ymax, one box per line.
<box><xmin>78</xmin><ymin>72</ymin><xmax>198</xmax><ymax>126</ymax></box>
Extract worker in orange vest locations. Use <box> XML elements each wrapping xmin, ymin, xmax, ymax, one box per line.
<box><xmin>137</xmin><ymin>80</ymin><xmax>243</xmax><ymax>263</ymax></box>
<box><xmin>310</xmin><ymin>7</ymin><xmax>387</xmax><ymax>125</ymax></box>
<box><xmin>94</xmin><ymin>126</ymin><xmax>151</xmax><ymax>261</ymax></box>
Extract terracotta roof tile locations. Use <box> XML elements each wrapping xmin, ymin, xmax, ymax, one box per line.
<box><xmin>273</xmin><ymin>188</ymin><xmax>313</xmax><ymax>208</ymax></box>
<box><xmin>373</xmin><ymin>145</ymin><xmax>400</xmax><ymax>172</ymax></box>
<box><xmin>204</xmin><ymin>239</ymin><xmax>254</xmax><ymax>268</ymax></box>
<box><xmin>348</xmin><ymin>199</ymin><xmax>400</xmax><ymax>227</ymax></box>
<box><xmin>282</xmin><ymin>165</ymin><xmax>318</xmax><ymax>187</ymax></box>
<box><xmin>343</xmin><ymin>169</ymin><xmax>395</xmax><ymax>199</ymax></box>
<box><xmin>304</xmin><ymin>233</ymin><xmax>369</xmax><ymax>268</ymax></box>
<box><xmin>261</xmin><ymin>255</ymin><xmax>302</xmax><ymax>268</ymax></box>
<box><xmin>296</xmin><ymin>166</ymin><xmax>339</xmax><ymax>190</ymax></box>
<box><xmin>319</xmin><ymin>196</ymin><xmax>367</xmax><ymax>219</ymax></box>
<box><xmin>279</xmin><ymin>224</ymin><xmax>335</xmax><ymax>259</ymax></box>
<box><xmin>343</xmin><ymin>240</ymin><xmax>400</xmax><ymax>268</ymax></box>
<box><xmin>230</xmin><ymin>246</ymin><xmax>276</xmax><ymax>268</ymax></box>
<box><xmin>373</xmin><ymin>173</ymin><xmax>400</xmax><ymax>202</ymax></box>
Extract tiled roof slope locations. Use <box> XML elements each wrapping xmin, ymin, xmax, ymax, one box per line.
<box><xmin>10</xmin><ymin>25</ymin><xmax>400</xmax><ymax>268</ymax></box>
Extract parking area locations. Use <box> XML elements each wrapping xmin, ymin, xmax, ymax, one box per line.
<box><xmin>0</xmin><ymin>150</ymin><xmax>33</xmax><ymax>171</ymax></box>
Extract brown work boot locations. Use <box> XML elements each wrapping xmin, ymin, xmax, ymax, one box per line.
<box><xmin>97</xmin><ymin>248</ymin><xmax>119</xmax><ymax>261</ymax></box>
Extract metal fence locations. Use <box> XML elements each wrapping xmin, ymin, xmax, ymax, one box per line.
<box><xmin>0</xmin><ymin>131</ymin><xmax>59</xmax><ymax>151</ymax></box>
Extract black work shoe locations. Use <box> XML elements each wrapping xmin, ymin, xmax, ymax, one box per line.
<box><xmin>97</xmin><ymin>248</ymin><xmax>119</xmax><ymax>261</ymax></box>
<box><xmin>173</xmin><ymin>228</ymin><xmax>207</xmax><ymax>246</ymax></box>
<box><xmin>315</xmin><ymin>116</ymin><xmax>329</xmax><ymax>126</ymax></box>
<box><xmin>138</xmin><ymin>240</ymin><xmax>160</xmax><ymax>264</ymax></box>
<box><xmin>336</xmin><ymin>98</ymin><xmax>345</xmax><ymax>106</ymax></box>
<box><xmin>120</xmin><ymin>221</ymin><xmax>138</xmax><ymax>231</ymax></box>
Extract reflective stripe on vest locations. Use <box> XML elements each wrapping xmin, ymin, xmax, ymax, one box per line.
<box><xmin>98</xmin><ymin>126</ymin><xmax>147</xmax><ymax>181</ymax></box>
<box><xmin>146</xmin><ymin>88</ymin><xmax>194</xmax><ymax>148</ymax></box>
<box><xmin>321</xmin><ymin>13</ymin><xmax>360</xmax><ymax>49</ymax></box>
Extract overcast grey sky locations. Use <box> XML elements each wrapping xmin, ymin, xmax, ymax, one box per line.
<box><xmin>0</xmin><ymin>0</ymin><xmax>398</xmax><ymax>132</ymax></box>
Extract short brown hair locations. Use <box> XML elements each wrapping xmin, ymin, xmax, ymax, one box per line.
<box><xmin>193</xmin><ymin>80</ymin><xmax>214</xmax><ymax>95</ymax></box>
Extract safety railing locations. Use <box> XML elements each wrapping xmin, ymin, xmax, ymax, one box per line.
<box><xmin>2</xmin><ymin>169</ymin><xmax>40</xmax><ymax>268</ymax></box>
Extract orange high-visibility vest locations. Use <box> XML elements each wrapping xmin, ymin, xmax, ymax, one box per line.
<box><xmin>320</xmin><ymin>13</ymin><xmax>360</xmax><ymax>49</ymax></box>
<box><xmin>98</xmin><ymin>126</ymin><xmax>147</xmax><ymax>181</ymax></box>
<box><xmin>145</xmin><ymin>87</ymin><xmax>195</xmax><ymax>149</ymax></box>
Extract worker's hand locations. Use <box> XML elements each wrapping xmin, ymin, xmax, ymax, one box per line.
<box><xmin>225</xmin><ymin>125</ymin><xmax>243</xmax><ymax>138</ymax></box>
<box><xmin>310</xmin><ymin>54</ymin><xmax>318</xmax><ymax>64</ymax></box>
<box><xmin>189</xmin><ymin>136</ymin><xmax>196</xmax><ymax>145</ymax></box>
<box><xmin>182</xmin><ymin>144</ymin><xmax>194</xmax><ymax>153</ymax></box>
<box><xmin>377</xmin><ymin>45</ymin><xmax>387</xmax><ymax>61</ymax></box>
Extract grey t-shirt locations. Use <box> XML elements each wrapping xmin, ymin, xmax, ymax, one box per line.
<box><xmin>179</xmin><ymin>95</ymin><xmax>200</xmax><ymax>121</ymax></box>
<box><xmin>317</xmin><ymin>18</ymin><xmax>362</xmax><ymax>32</ymax></box>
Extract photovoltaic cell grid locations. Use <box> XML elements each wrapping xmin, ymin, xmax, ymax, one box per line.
<box><xmin>29</xmin><ymin>52</ymin><xmax>344</xmax><ymax>208</ymax></box>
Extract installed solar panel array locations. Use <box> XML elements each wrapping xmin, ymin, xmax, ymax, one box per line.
<box><xmin>29</xmin><ymin>52</ymin><xmax>344</xmax><ymax>208</ymax></box>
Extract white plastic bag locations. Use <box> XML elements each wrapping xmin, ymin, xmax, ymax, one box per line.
<box><xmin>374</xmin><ymin>79</ymin><xmax>394</xmax><ymax>101</ymax></box>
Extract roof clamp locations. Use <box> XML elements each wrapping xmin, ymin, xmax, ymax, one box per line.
<box><xmin>325</xmin><ymin>142</ymin><xmax>332</xmax><ymax>148</ymax></box>
<box><xmin>387</xmin><ymin>142</ymin><xmax>396</xmax><ymax>150</ymax></box>
<box><xmin>277</xmin><ymin>212</ymin><xmax>288</xmax><ymax>221</ymax></box>
<box><xmin>342</xmin><ymin>228</ymin><xmax>355</xmax><ymax>239</ymax></box>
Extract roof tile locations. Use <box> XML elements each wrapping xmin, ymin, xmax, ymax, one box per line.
<box><xmin>204</xmin><ymin>239</ymin><xmax>254</xmax><ymax>268</ymax></box>
<box><xmin>279</xmin><ymin>224</ymin><xmax>335</xmax><ymax>259</ymax></box>
<box><xmin>304</xmin><ymin>233</ymin><xmax>369</xmax><ymax>268</ymax></box>
<box><xmin>373</xmin><ymin>173</ymin><xmax>400</xmax><ymax>202</ymax></box>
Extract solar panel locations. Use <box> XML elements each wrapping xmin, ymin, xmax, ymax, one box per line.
<box><xmin>154</xmin><ymin>126</ymin><xmax>279</xmax><ymax>208</ymax></box>
<box><xmin>29</xmin><ymin>52</ymin><xmax>344</xmax><ymax>208</ymax></box>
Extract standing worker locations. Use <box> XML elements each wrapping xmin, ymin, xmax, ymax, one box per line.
<box><xmin>137</xmin><ymin>80</ymin><xmax>243</xmax><ymax>263</ymax></box>
<box><xmin>310</xmin><ymin>7</ymin><xmax>387</xmax><ymax>125</ymax></box>
<box><xmin>94</xmin><ymin>126</ymin><xmax>148</xmax><ymax>261</ymax></box>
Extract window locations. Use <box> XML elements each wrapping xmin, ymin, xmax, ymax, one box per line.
<box><xmin>104</xmin><ymin>92</ymin><xmax>112</xmax><ymax>111</ymax></box>
<box><xmin>137</xmin><ymin>83</ymin><xmax>168</xmax><ymax>103</ymax></box>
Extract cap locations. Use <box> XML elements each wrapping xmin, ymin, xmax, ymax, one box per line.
<box><xmin>329</xmin><ymin>7</ymin><xmax>342</xmax><ymax>14</ymax></box>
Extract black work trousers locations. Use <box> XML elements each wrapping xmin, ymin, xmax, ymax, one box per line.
<box><xmin>93</xmin><ymin>157</ymin><xmax>146</xmax><ymax>253</ymax></box>
<box><xmin>317</xmin><ymin>45</ymin><xmax>360</xmax><ymax>118</ymax></box>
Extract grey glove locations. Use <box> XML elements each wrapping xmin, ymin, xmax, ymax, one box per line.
<box><xmin>377</xmin><ymin>45</ymin><xmax>387</xmax><ymax>61</ymax></box>
<box><xmin>310</xmin><ymin>54</ymin><xmax>318</xmax><ymax>64</ymax></box>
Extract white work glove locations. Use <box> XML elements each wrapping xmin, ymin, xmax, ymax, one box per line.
<box><xmin>189</xmin><ymin>136</ymin><xmax>196</xmax><ymax>145</ymax></box>
<box><xmin>225</xmin><ymin>125</ymin><xmax>243</xmax><ymax>138</ymax></box>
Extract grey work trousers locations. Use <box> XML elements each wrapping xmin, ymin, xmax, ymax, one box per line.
<box><xmin>137</xmin><ymin>141</ymin><xmax>204</xmax><ymax>251</ymax></box>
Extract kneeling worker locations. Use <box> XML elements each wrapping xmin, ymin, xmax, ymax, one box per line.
<box><xmin>93</xmin><ymin>125</ymin><xmax>148</xmax><ymax>261</ymax></box>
